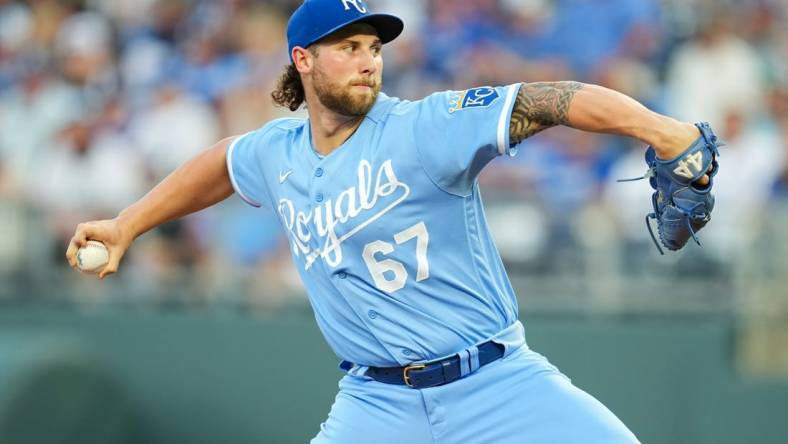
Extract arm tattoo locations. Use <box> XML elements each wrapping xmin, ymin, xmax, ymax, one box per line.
<box><xmin>509</xmin><ymin>81</ymin><xmax>585</xmax><ymax>145</ymax></box>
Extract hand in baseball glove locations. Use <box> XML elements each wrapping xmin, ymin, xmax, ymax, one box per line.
<box><xmin>620</xmin><ymin>122</ymin><xmax>721</xmax><ymax>255</ymax></box>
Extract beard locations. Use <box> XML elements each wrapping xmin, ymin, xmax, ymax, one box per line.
<box><xmin>312</xmin><ymin>64</ymin><xmax>381</xmax><ymax>117</ymax></box>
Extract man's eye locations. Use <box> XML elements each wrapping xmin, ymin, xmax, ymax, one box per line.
<box><xmin>343</xmin><ymin>45</ymin><xmax>355</xmax><ymax>53</ymax></box>
<box><xmin>372</xmin><ymin>46</ymin><xmax>382</xmax><ymax>55</ymax></box>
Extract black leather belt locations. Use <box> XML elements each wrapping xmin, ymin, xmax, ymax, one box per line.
<box><xmin>365</xmin><ymin>341</ymin><xmax>504</xmax><ymax>389</ymax></box>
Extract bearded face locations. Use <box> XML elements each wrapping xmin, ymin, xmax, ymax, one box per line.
<box><xmin>311</xmin><ymin>60</ymin><xmax>381</xmax><ymax>117</ymax></box>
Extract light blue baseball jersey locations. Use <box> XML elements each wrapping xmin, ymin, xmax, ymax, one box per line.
<box><xmin>227</xmin><ymin>84</ymin><xmax>522</xmax><ymax>367</ymax></box>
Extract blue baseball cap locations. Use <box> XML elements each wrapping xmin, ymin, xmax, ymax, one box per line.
<box><xmin>287</xmin><ymin>0</ymin><xmax>404</xmax><ymax>60</ymax></box>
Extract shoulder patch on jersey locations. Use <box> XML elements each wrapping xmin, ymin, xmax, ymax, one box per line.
<box><xmin>449</xmin><ymin>87</ymin><xmax>500</xmax><ymax>113</ymax></box>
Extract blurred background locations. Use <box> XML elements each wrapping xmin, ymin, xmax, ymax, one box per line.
<box><xmin>1</xmin><ymin>0</ymin><xmax>787</xmax><ymax>443</ymax></box>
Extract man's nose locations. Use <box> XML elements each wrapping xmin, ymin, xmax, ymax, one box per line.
<box><xmin>357</xmin><ymin>48</ymin><xmax>378</xmax><ymax>75</ymax></box>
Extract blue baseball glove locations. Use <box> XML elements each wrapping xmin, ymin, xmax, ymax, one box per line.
<box><xmin>622</xmin><ymin>122</ymin><xmax>721</xmax><ymax>254</ymax></box>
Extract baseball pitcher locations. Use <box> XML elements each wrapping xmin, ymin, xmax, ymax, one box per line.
<box><xmin>66</xmin><ymin>1</ymin><xmax>721</xmax><ymax>442</ymax></box>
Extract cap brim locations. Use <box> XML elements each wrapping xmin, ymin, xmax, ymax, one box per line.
<box><xmin>310</xmin><ymin>13</ymin><xmax>404</xmax><ymax>47</ymax></box>
<box><xmin>356</xmin><ymin>14</ymin><xmax>404</xmax><ymax>44</ymax></box>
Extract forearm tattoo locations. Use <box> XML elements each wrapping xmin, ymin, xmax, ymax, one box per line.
<box><xmin>509</xmin><ymin>82</ymin><xmax>585</xmax><ymax>145</ymax></box>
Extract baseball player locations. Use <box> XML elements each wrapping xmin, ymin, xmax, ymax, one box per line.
<box><xmin>66</xmin><ymin>1</ymin><xmax>721</xmax><ymax>442</ymax></box>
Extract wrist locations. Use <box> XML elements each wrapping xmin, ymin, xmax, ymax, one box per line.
<box><xmin>651</xmin><ymin>119</ymin><xmax>700</xmax><ymax>160</ymax></box>
<box><xmin>115</xmin><ymin>209</ymin><xmax>143</xmax><ymax>242</ymax></box>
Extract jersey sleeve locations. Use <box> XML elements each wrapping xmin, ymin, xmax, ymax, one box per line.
<box><xmin>413</xmin><ymin>83</ymin><xmax>522</xmax><ymax>196</ymax></box>
<box><xmin>226</xmin><ymin>127</ymin><xmax>272</xmax><ymax>209</ymax></box>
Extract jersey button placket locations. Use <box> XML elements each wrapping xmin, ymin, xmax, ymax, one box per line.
<box><xmin>313</xmin><ymin>168</ymin><xmax>325</xmax><ymax>202</ymax></box>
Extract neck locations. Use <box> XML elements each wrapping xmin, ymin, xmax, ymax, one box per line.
<box><xmin>306</xmin><ymin>98</ymin><xmax>366</xmax><ymax>156</ymax></box>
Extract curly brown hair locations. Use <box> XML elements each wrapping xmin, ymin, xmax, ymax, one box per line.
<box><xmin>271</xmin><ymin>47</ymin><xmax>319</xmax><ymax>111</ymax></box>
<box><xmin>271</xmin><ymin>63</ymin><xmax>305</xmax><ymax>111</ymax></box>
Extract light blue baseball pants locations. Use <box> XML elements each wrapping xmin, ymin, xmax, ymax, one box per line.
<box><xmin>312</xmin><ymin>343</ymin><xmax>640</xmax><ymax>443</ymax></box>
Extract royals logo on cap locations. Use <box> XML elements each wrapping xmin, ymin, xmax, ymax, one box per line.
<box><xmin>340</xmin><ymin>0</ymin><xmax>368</xmax><ymax>13</ymax></box>
<box><xmin>287</xmin><ymin>0</ymin><xmax>404</xmax><ymax>60</ymax></box>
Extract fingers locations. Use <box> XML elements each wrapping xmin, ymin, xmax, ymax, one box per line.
<box><xmin>65</xmin><ymin>239</ymin><xmax>78</xmax><ymax>268</ymax></box>
<box><xmin>98</xmin><ymin>247</ymin><xmax>125</xmax><ymax>280</ymax></box>
<box><xmin>694</xmin><ymin>164</ymin><xmax>714</xmax><ymax>187</ymax></box>
<box><xmin>65</xmin><ymin>220</ymin><xmax>125</xmax><ymax>278</ymax></box>
<box><xmin>65</xmin><ymin>223</ymin><xmax>90</xmax><ymax>269</ymax></box>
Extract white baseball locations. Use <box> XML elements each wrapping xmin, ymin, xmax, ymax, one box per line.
<box><xmin>76</xmin><ymin>240</ymin><xmax>109</xmax><ymax>273</ymax></box>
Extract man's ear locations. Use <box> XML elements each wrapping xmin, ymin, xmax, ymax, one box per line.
<box><xmin>292</xmin><ymin>47</ymin><xmax>314</xmax><ymax>73</ymax></box>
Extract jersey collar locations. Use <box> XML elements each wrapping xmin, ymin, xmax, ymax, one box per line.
<box><xmin>364</xmin><ymin>92</ymin><xmax>396</xmax><ymax>124</ymax></box>
<box><xmin>302</xmin><ymin>92</ymin><xmax>395</xmax><ymax>161</ymax></box>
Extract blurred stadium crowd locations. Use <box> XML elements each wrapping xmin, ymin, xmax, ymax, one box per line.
<box><xmin>0</xmin><ymin>0</ymin><xmax>786</xmax><ymax>312</ymax></box>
